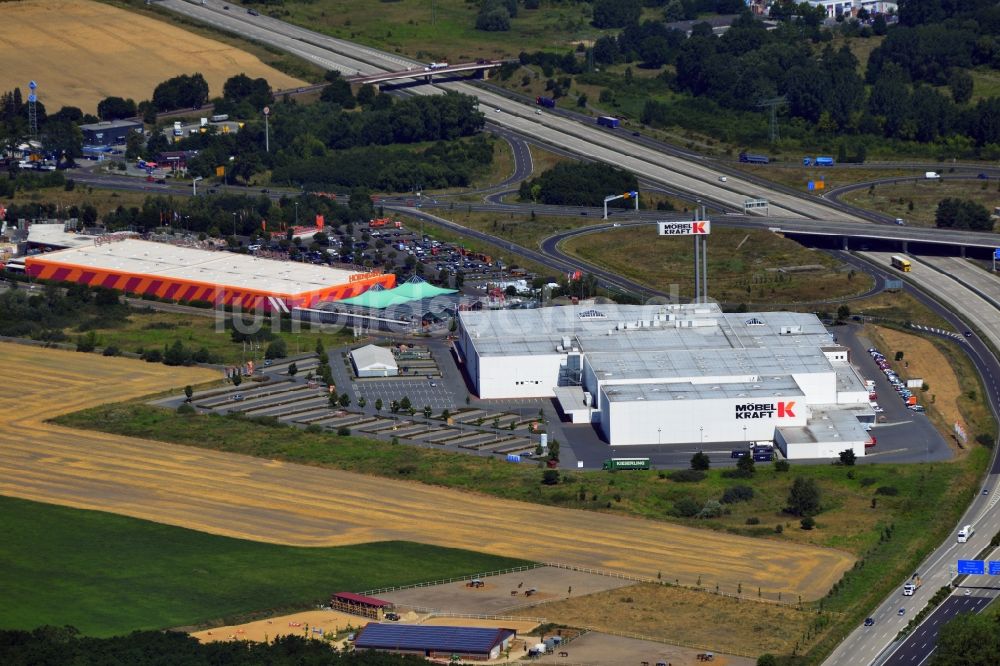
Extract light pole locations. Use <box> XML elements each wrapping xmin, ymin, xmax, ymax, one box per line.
<box><xmin>263</xmin><ymin>106</ymin><xmax>270</xmax><ymax>153</ymax></box>
<box><xmin>294</xmin><ymin>202</ymin><xmax>299</xmax><ymax>227</ymax></box>
<box><xmin>232</xmin><ymin>212</ymin><xmax>237</xmax><ymax>237</ymax></box>
<box><xmin>657</xmin><ymin>426</ymin><xmax>662</xmax><ymax>457</ymax></box>
<box><xmin>192</xmin><ymin>176</ymin><xmax>203</xmax><ymax>196</ymax></box>
<box><xmin>700</xmin><ymin>426</ymin><xmax>704</xmax><ymax>445</ymax></box>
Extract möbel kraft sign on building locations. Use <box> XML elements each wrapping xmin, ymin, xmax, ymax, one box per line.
<box><xmin>735</xmin><ymin>401</ymin><xmax>796</xmax><ymax>420</ymax></box>
<box><xmin>657</xmin><ymin>220</ymin><xmax>711</xmax><ymax>236</ymax></box>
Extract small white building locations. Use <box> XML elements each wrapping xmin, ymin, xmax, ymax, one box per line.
<box><xmin>350</xmin><ymin>344</ymin><xmax>398</xmax><ymax>378</ymax></box>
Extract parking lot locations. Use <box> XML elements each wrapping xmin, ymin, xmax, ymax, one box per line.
<box><xmin>837</xmin><ymin>326</ymin><xmax>952</xmax><ymax>464</ymax></box>
<box><xmin>353</xmin><ymin>377</ymin><xmax>456</xmax><ymax>412</ymax></box>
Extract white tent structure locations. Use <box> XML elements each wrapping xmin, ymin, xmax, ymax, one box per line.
<box><xmin>350</xmin><ymin>344</ymin><xmax>398</xmax><ymax>378</ymax></box>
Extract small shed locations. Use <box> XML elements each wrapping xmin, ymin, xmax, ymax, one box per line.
<box><xmin>330</xmin><ymin>592</ymin><xmax>393</xmax><ymax>620</ymax></box>
<box><xmin>350</xmin><ymin>344</ymin><xmax>398</xmax><ymax>378</ymax></box>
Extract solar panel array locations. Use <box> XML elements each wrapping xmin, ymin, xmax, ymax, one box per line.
<box><xmin>355</xmin><ymin>623</ymin><xmax>512</xmax><ymax>653</ymax></box>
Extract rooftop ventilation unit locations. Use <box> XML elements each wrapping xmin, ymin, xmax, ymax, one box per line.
<box><xmin>746</xmin><ymin>317</ymin><xmax>765</xmax><ymax>326</ymax></box>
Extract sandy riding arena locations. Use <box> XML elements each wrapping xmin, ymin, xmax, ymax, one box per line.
<box><xmin>0</xmin><ymin>343</ymin><xmax>854</xmax><ymax>600</ymax></box>
<box><xmin>0</xmin><ymin>0</ymin><xmax>306</xmax><ymax>113</ymax></box>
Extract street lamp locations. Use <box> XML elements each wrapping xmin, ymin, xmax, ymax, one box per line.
<box><xmin>294</xmin><ymin>202</ymin><xmax>299</xmax><ymax>227</ymax></box>
<box><xmin>192</xmin><ymin>176</ymin><xmax>203</xmax><ymax>196</ymax></box>
<box><xmin>232</xmin><ymin>212</ymin><xmax>237</xmax><ymax>237</ymax></box>
<box><xmin>700</xmin><ymin>426</ymin><xmax>704</xmax><ymax>445</ymax></box>
<box><xmin>657</xmin><ymin>426</ymin><xmax>662</xmax><ymax>458</ymax></box>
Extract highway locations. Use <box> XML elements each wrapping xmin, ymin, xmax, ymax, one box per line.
<box><xmin>919</xmin><ymin>256</ymin><xmax>1000</xmax><ymax>311</ymax></box>
<box><xmin>158</xmin><ymin>0</ymin><xmax>863</xmax><ymax>222</ymax></box>
<box><xmin>821</xmin><ymin>252</ymin><xmax>1000</xmax><ymax>666</ymax></box>
<box><xmin>859</xmin><ymin>252</ymin><xmax>1000</xmax><ymax>353</ymax></box>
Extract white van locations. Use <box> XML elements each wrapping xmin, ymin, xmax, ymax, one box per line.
<box><xmin>925</xmin><ymin>171</ymin><xmax>941</xmax><ymax>179</ymax></box>
<box><xmin>958</xmin><ymin>525</ymin><xmax>973</xmax><ymax>543</ymax></box>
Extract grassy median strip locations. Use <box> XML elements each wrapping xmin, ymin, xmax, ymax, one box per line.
<box><xmin>0</xmin><ymin>494</ymin><xmax>527</xmax><ymax>637</ymax></box>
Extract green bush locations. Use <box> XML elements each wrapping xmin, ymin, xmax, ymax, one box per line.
<box><xmin>671</xmin><ymin>496</ymin><xmax>700</xmax><ymax>517</ymax></box>
<box><xmin>801</xmin><ymin>516</ymin><xmax>816</xmax><ymax>530</ymax></box>
<box><xmin>337</xmin><ymin>426</ymin><xmax>351</xmax><ymax>436</ymax></box>
<box><xmin>305</xmin><ymin>424</ymin><xmax>323</xmax><ymax>434</ymax></box>
<box><xmin>875</xmin><ymin>486</ymin><xmax>899</xmax><ymax>496</ymax></box>
<box><xmin>746</xmin><ymin>516</ymin><xmax>760</xmax><ymax>525</ymax></box>
<box><xmin>721</xmin><ymin>485</ymin><xmax>755</xmax><ymax>504</ymax></box>
<box><xmin>773</xmin><ymin>459</ymin><xmax>790</xmax><ymax>472</ymax></box>
<box><xmin>176</xmin><ymin>403</ymin><xmax>196</xmax><ymax>415</ymax></box>
<box><xmin>101</xmin><ymin>345</ymin><xmax>120</xmax><ymax>357</ymax></box>
<box><xmin>141</xmin><ymin>349</ymin><xmax>162</xmax><ymax>363</ymax></box>
<box><xmin>669</xmin><ymin>469</ymin><xmax>706</xmax><ymax>483</ymax></box>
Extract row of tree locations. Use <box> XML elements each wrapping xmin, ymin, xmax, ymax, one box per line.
<box><xmin>0</xmin><ymin>626</ymin><xmax>432</xmax><ymax>664</ymax></box>
<box><xmin>272</xmin><ymin>137</ymin><xmax>493</xmax><ymax>191</ymax></box>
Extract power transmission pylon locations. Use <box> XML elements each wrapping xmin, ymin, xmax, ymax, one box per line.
<box><xmin>757</xmin><ymin>96</ymin><xmax>786</xmax><ymax>144</ymax></box>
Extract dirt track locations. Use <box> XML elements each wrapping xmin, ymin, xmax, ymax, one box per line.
<box><xmin>0</xmin><ymin>343</ymin><xmax>854</xmax><ymax>600</ymax></box>
<box><xmin>0</xmin><ymin>0</ymin><xmax>305</xmax><ymax>112</ymax></box>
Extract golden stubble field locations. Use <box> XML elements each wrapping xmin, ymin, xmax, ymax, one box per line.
<box><xmin>0</xmin><ymin>343</ymin><xmax>854</xmax><ymax>600</ymax></box>
<box><xmin>0</xmin><ymin>0</ymin><xmax>305</xmax><ymax>113</ymax></box>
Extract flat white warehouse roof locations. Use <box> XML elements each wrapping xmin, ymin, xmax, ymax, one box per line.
<box><xmin>460</xmin><ymin>304</ymin><xmax>836</xmax><ymax>381</ymax></box>
<box><xmin>29</xmin><ymin>239</ymin><xmax>362</xmax><ymax>295</ymax></box>
<box><xmin>604</xmin><ymin>377</ymin><xmax>804</xmax><ymax>403</ymax></box>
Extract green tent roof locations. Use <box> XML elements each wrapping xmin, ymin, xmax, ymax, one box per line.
<box><xmin>392</xmin><ymin>277</ymin><xmax>457</xmax><ymax>300</ymax></box>
<box><xmin>339</xmin><ymin>278</ymin><xmax>456</xmax><ymax>309</ymax></box>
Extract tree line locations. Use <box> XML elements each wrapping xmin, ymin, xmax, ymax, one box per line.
<box><xmin>0</xmin><ymin>626</ymin><xmax>432</xmax><ymax>665</ymax></box>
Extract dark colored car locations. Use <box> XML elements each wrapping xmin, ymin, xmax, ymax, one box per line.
<box><xmin>864</xmin><ymin>618</ymin><xmax>874</xmax><ymax>627</ymax></box>
<box><xmin>384</xmin><ymin>612</ymin><xmax>400</xmax><ymax>621</ymax></box>
<box><xmin>248</xmin><ymin>8</ymin><xmax>259</xmax><ymax>16</ymax></box>
<box><xmin>964</xmin><ymin>331</ymin><xmax>973</xmax><ymax>337</ymax></box>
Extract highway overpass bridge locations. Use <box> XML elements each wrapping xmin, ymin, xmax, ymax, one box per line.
<box><xmin>346</xmin><ymin>60</ymin><xmax>507</xmax><ymax>86</ymax></box>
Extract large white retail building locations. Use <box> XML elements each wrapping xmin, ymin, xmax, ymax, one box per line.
<box><xmin>456</xmin><ymin>303</ymin><xmax>875</xmax><ymax>459</ymax></box>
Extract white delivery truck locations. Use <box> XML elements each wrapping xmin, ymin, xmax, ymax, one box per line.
<box><xmin>925</xmin><ymin>171</ymin><xmax>940</xmax><ymax>179</ymax></box>
<box><xmin>958</xmin><ymin>524</ymin><xmax>974</xmax><ymax>542</ymax></box>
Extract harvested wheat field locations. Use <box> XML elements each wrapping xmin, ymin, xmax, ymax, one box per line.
<box><xmin>514</xmin><ymin>583</ymin><xmax>817</xmax><ymax>657</ymax></box>
<box><xmin>0</xmin><ymin>0</ymin><xmax>305</xmax><ymax>113</ymax></box>
<box><xmin>0</xmin><ymin>343</ymin><xmax>854</xmax><ymax>600</ymax></box>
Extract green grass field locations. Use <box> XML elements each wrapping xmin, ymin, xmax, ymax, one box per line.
<box><xmin>561</xmin><ymin>226</ymin><xmax>873</xmax><ymax>305</ymax></box>
<box><xmin>840</xmin><ymin>178</ymin><xmax>1000</xmax><ymax>229</ymax></box>
<box><xmin>265</xmin><ymin>0</ymin><xmax>598</xmax><ymax>62</ymax></box>
<box><xmin>0</xmin><ymin>494</ymin><xmax>527</xmax><ymax>636</ymax></box>
<box><xmin>75</xmin><ymin>309</ymin><xmax>353</xmax><ymax>366</ymax></box>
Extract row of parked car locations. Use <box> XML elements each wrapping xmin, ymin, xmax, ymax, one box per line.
<box><xmin>868</xmin><ymin>348</ymin><xmax>925</xmax><ymax>414</ymax></box>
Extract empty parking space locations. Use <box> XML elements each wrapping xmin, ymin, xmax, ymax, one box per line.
<box><xmin>353</xmin><ymin>377</ymin><xmax>456</xmax><ymax>411</ymax></box>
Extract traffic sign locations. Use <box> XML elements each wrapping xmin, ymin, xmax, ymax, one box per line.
<box><xmin>994</xmin><ymin>248</ymin><xmax>1000</xmax><ymax>260</ymax></box>
<box><xmin>989</xmin><ymin>561</ymin><xmax>1000</xmax><ymax>575</ymax></box>
<box><xmin>263</xmin><ymin>106</ymin><xmax>270</xmax><ymax>116</ymax></box>
<box><xmin>957</xmin><ymin>559</ymin><xmax>985</xmax><ymax>575</ymax></box>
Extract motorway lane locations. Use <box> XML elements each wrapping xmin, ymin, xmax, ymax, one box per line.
<box><xmin>918</xmin><ymin>256</ymin><xmax>1000</xmax><ymax>311</ymax></box>
<box><xmin>860</xmin><ymin>252</ymin><xmax>1000</xmax><ymax>353</ymax></box>
<box><xmin>882</xmin><ymin>594</ymin><xmax>993</xmax><ymax>666</ymax></box>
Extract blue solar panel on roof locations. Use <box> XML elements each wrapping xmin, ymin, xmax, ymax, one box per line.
<box><xmin>355</xmin><ymin>624</ymin><xmax>512</xmax><ymax>653</ymax></box>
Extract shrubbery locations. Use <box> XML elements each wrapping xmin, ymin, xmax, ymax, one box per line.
<box><xmin>721</xmin><ymin>485</ymin><xmax>755</xmax><ymax>504</ymax></box>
